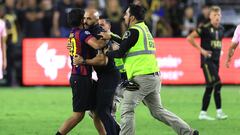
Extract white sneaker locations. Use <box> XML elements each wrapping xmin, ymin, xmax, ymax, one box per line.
<box><xmin>216</xmin><ymin>112</ymin><xmax>228</xmax><ymax>120</ymax></box>
<box><xmin>199</xmin><ymin>113</ymin><xmax>215</xmax><ymax>120</ymax></box>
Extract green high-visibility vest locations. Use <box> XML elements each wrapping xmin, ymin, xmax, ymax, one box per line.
<box><xmin>110</xmin><ymin>32</ymin><xmax>126</xmax><ymax>73</ymax></box>
<box><xmin>114</xmin><ymin>58</ymin><xmax>125</xmax><ymax>73</ymax></box>
<box><xmin>123</xmin><ymin>22</ymin><xmax>159</xmax><ymax>79</ymax></box>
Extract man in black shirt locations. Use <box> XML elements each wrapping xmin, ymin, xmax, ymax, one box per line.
<box><xmin>187</xmin><ymin>6</ymin><xmax>228</xmax><ymax>120</ymax></box>
<box><xmin>82</xmin><ymin>8</ymin><xmax>121</xmax><ymax>135</ymax></box>
<box><xmin>52</xmin><ymin>0</ymin><xmax>72</xmax><ymax>37</ymax></box>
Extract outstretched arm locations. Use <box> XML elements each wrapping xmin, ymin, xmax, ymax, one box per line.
<box><xmin>225</xmin><ymin>42</ymin><xmax>238</xmax><ymax>68</ymax></box>
<box><xmin>106</xmin><ymin>29</ymin><xmax>139</xmax><ymax>58</ymax></box>
<box><xmin>99</xmin><ymin>32</ymin><xmax>122</xmax><ymax>44</ymax></box>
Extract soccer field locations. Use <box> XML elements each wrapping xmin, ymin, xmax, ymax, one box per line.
<box><xmin>0</xmin><ymin>86</ymin><xmax>239</xmax><ymax>135</ymax></box>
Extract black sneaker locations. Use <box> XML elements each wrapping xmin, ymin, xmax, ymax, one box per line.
<box><xmin>193</xmin><ymin>130</ymin><xmax>199</xmax><ymax>135</ymax></box>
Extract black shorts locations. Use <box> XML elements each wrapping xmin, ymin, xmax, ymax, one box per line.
<box><xmin>70</xmin><ymin>75</ymin><xmax>96</xmax><ymax>112</ymax></box>
<box><xmin>201</xmin><ymin>60</ymin><xmax>221</xmax><ymax>86</ymax></box>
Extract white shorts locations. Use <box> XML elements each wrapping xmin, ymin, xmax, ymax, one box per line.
<box><xmin>0</xmin><ymin>49</ymin><xmax>3</xmax><ymax>79</ymax></box>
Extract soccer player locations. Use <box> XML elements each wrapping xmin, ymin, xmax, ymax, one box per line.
<box><xmin>0</xmin><ymin>18</ymin><xmax>7</xmax><ymax>80</ymax></box>
<box><xmin>225</xmin><ymin>24</ymin><xmax>240</xmax><ymax>68</ymax></box>
<box><xmin>56</xmin><ymin>8</ymin><xmax>106</xmax><ymax>135</ymax></box>
<box><xmin>187</xmin><ymin>6</ymin><xmax>228</xmax><ymax>120</ymax></box>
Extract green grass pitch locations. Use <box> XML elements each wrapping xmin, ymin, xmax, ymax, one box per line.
<box><xmin>0</xmin><ymin>86</ymin><xmax>239</xmax><ymax>135</ymax></box>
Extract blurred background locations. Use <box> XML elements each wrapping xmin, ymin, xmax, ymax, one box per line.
<box><xmin>1</xmin><ymin>0</ymin><xmax>240</xmax><ymax>86</ymax></box>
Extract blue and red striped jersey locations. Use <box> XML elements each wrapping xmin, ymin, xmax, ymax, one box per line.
<box><xmin>68</xmin><ymin>27</ymin><xmax>94</xmax><ymax>76</ymax></box>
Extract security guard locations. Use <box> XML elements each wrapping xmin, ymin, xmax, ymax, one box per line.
<box><xmin>101</xmin><ymin>4</ymin><xmax>199</xmax><ymax>135</ymax></box>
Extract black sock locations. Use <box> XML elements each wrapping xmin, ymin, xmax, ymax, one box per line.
<box><xmin>201</xmin><ymin>86</ymin><xmax>213</xmax><ymax>111</ymax></box>
<box><xmin>214</xmin><ymin>83</ymin><xmax>222</xmax><ymax>109</ymax></box>
<box><xmin>56</xmin><ymin>131</ymin><xmax>62</xmax><ymax>135</ymax></box>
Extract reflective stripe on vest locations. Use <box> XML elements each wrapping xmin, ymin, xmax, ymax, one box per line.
<box><xmin>126</xmin><ymin>25</ymin><xmax>155</xmax><ymax>57</ymax></box>
<box><xmin>116</xmin><ymin>65</ymin><xmax>124</xmax><ymax>70</ymax></box>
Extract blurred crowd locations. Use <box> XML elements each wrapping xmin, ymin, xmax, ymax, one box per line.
<box><xmin>1</xmin><ymin>0</ymin><xmax>237</xmax><ymax>39</ymax></box>
<box><xmin>0</xmin><ymin>0</ymin><xmax>238</xmax><ymax>86</ymax></box>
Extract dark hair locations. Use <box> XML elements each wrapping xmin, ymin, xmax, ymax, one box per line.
<box><xmin>67</xmin><ymin>8</ymin><xmax>85</xmax><ymax>27</ymax></box>
<box><xmin>99</xmin><ymin>16</ymin><xmax>111</xmax><ymax>25</ymax></box>
<box><xmin>129</xmin><ymin>4</ymin><xmax>146</xmax><ymax>21</ymax></box>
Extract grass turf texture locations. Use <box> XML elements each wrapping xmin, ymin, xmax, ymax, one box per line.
<box><xmin>0</xmin><ymin>86</ymin><xmax>239</xmax><ymax>135</ymax></box>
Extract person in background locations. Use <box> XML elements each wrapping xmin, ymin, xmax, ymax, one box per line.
<box><xmin>52</xmin><ymin>0</ymin><xmax>72</xmax><ymax>37</ymax></box>
<box><xmin>2</xmin><ymin>0</ymin><xmax>21</xmax><ymax>86</ymax></box>
<box><xmin>102</xmin><ymin>0</ymin><xmax>124</xmax><ymax>36</ymax></box>
<box><xmin>197</xmin><ymin>5</ymin><xmax>210</xmax><ymax>27</ymax></box>
<box><xmin>0</xmin><ymin>17</ymin><xmax>7</xmax><ymax>80</ymax></box>
<box><xmin>40</xmin><ymin>0</ymin><xmax>54</xmax><ymax>37</ymax></box>
<box><xmin>22</xmin><ymin>0</ymin><xmax>45</xmax><ymax>37</ymax></box>
<box><xmin>187</xmin><ymin>6</ymin><xmax>228</xmax><ymax>120</ymax></box>
<box><xmin>225</xmin><ymin>24</ymin><xmax>240</xmax><ymax>68</ymax></box>
<box><xmin>182</xmin><ymin>6</ymin><xmax>196</xmax><ymax>36</ymax></box>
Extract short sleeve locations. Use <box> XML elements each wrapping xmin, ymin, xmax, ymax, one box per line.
<box><xmin>231</xmin><ymin>25</ymin><xmax>240</xmax><ymax>44</ymax></box>
<box><xmin>196</xmin><ymin>26</ymin><xmax>203</xmax><ymax>36</ymax></box>
<box><xmin>80</xmin><ymin>30</ymin><xmax>93</xmax><ymax>43</ymax></box>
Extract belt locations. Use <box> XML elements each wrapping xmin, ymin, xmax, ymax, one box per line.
<box><xmin>146</xmin><ymin>72</ymin><xmax>160</xmax><ymax>76</ymax></box>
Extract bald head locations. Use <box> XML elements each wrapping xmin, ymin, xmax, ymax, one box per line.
<box><xmin>84</xmin><ymin>9</ymin><xmax>100</xmax><ymax>28</ymax></box>
<box><xmin>85</xmin><ymin>9</ymin><xmax>100</xmax><ymax>19</ymax></box>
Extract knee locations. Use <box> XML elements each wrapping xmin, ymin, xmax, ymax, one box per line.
<box><xmin>93</xmin><ymin>115</ymin><xmax>101</xmax><ymax>122</ymax></box>
<box><xmin>150</xmin><ymin>109</ymin><xmax>164</xmax><ymax>120</ymax></box>
<box><xmin>120</xmin><ymin>105</ymin><xmax>135</xmax><ymax>118</ymax></box>
<box><xmin>92</xmin><ymin>112</ymin><xmax>100</xmax><ymax>120</ymax></box>
<box><xmin>151</xmin><ymin>112</ymin><xmax>159</xmax><ymax>119</ymax></box>
<box><xmin>214</xmin><ymin>82</ymin><xmax>222</xmax><ymax>94</ymax></box>
<box><xmin>215</xmin><ymin>82</ymin><xmax>222</xmax><ymax>89</ymax></box>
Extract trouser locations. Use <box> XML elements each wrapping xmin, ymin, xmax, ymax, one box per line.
<box><xmin>96</xmin><ymin>71</ymin><xmax>121</xmax><ymax>135</ymax></box>
<box><xmin>111</xmin><ymin>80</ymin><xmax>126</xmax><ymax>119</ymax></box>
<box><xmin>120</xmin><ymin>74</ymin><xmax>193</xmax><ymax>135</ymax></box>
<box><xmin>5</xmin><ymin>43</ymin><xmax>22</xmax><ymax>86</ymax></box>
<box><xmin>201</xmin><ymin>60</ymin><xmax>222</xmax><ymax>110</ymax></box>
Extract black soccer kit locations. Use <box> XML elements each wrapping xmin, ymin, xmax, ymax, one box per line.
<box><xmin>196</xmin><ymin>22</ymin><xmax>224</xmax><ymax>110</ymax></box>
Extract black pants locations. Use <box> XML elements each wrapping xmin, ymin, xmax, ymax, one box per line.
<box><xmin>201</xmin><ymin>60</ymin><xmax>222</xmax><ymax>111</ymax></box>
<box><xmin>95</xmin><ymin>70</ymin><xmax>120</xmax><ymax>135</ymax></box>
<box><xmin>5</xmin><ymin>44</ymin><xmax>22</xmax><ymax>86</ymax></box>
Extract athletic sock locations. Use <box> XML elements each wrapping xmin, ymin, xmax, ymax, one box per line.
<box><xmin>200</xmin><ymin>111</ymin><xmax>207</xmax><ymax>115</ymax></box>
<box><xmin>217</xmin><ymin>109</ymin><xmax>222</xmax><ymax>114</ymax></box>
